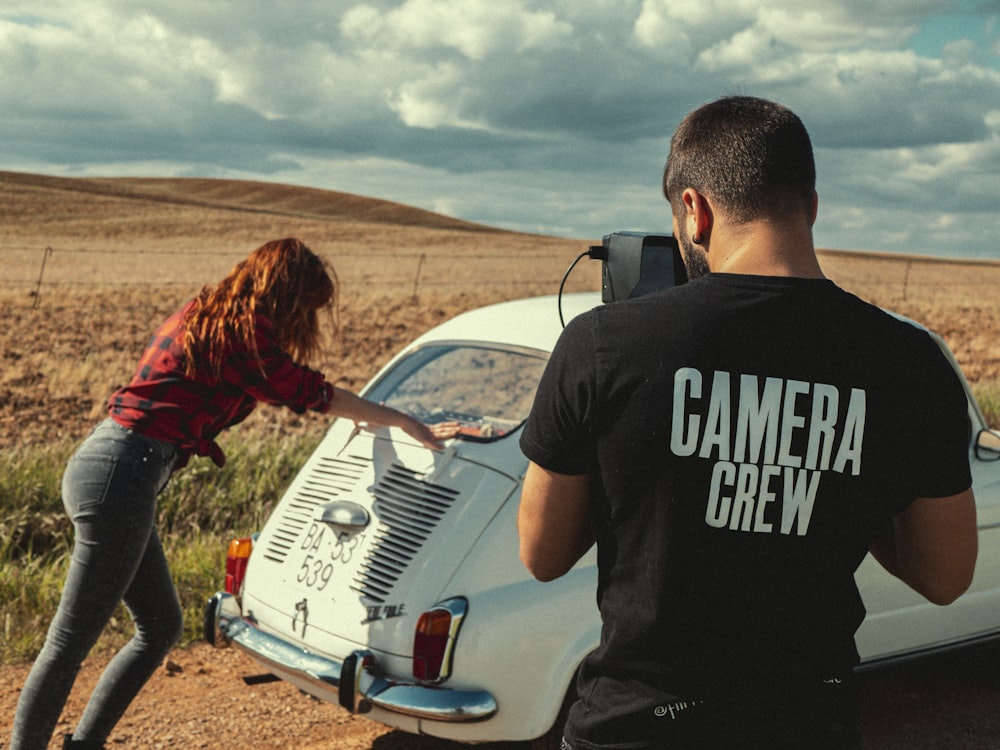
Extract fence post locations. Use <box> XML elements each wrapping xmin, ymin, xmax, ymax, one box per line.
<box><xmin>32</xmin><ymin>246</ymin><xmax>53</xmax><ymax>309</ymax></box>
<box><xmin>411</xmin><ymin>253</ymin><xmax>426</xmax><ymax>298</ymax></box>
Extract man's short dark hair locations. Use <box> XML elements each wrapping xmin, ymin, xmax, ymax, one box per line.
<box><xmin>663</xmin><ymin>96</ymin><xmax>816</xmax><ymax>224</ymax></box>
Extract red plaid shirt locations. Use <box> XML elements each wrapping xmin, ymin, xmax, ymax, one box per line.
<box><xmin>109</xmin><ymin>301</ymin><xmax>333</xmax><ymax>467</ymax></box>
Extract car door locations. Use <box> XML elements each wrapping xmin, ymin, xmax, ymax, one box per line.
<box><xmin>854</xmin><ymin>335</ymin><xmax>1000</xmax><ymax>664</ymax></box>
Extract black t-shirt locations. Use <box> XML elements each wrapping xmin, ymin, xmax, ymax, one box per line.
<box><xmin>519</xmin><ymin>274</ymin><xmax>972</xmax><ymax>745</ymax></box>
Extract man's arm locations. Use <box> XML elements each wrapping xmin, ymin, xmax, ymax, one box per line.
<box><xmin>518</xmin><ymin>461</ymin><xmax>595</xmax><ymax>582</ymax></box>
<box><xmin>869</xmin><ymin>488</ymin><xmax>978</xmax><ymax>605</ymax></box>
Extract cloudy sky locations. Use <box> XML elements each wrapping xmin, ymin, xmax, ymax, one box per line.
<box><xmin>3</xmin><ymin>1</ymin><xmax>999</xmax><ymax>259</ymax></box>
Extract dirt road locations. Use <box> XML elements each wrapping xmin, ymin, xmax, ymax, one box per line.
<box><xmin>3</xmin><ymin>640</ymin><xmax>999</xmax><ymax>749</ymax></box>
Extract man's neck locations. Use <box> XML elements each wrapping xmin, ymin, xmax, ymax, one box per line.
<box><xmin>707</xmin><ymin>221</ymin><xmax>826</xmax><ymax>279</ymax></box>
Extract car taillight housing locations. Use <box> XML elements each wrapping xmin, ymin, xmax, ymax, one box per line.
<box><xmin>412</xmin><ymin>598</ymin><xmax>467</xmax><ymax>683</ymax></box>
<box><xmin>225</xmin><ymin>537</ymin><xmax>253</xmax><ymax>596</ymax></box>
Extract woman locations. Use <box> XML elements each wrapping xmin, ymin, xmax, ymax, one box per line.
<box><xmin>12</xmin><ymin>238</ymin><xmax>453</xmax><ymax>750</ymax></box>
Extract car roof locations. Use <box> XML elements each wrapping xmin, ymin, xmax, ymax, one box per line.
<box><xmin>406</xmin><ymin>292</ymin><xmax>602</xmax><ymax>354</ymax></box>
<box><xmin>404</xmin><ymin>292</ymin><xmax>933</xmax><ymax>358</ymax></box>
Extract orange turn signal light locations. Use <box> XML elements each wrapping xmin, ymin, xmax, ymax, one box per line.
<box><xmin>225</xmin><ymin>537</ymin><xmax>253</xmax><ymax>596</ymax></box>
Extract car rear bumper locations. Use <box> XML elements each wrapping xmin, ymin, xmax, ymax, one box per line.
<box><xmin>204</xmin><ymin>592</ymin><xmax>498</xmax><ymax>723</ymax></box>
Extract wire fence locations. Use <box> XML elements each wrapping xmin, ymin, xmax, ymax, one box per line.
<box><xmin>2</xmin><ymin>243</ymin><xmax>601</xmax><ymax>307</ymax></box>
<box><xmin>4</xmin><ymin>243</ymin><xmax>1000</xmax><ymax>311</ymax></box>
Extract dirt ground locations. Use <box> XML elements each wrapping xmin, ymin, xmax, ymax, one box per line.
<box><xmin>2</xmin><ymin>640</ymin><xmax>1000</xmax><ymax>749</ymax></box>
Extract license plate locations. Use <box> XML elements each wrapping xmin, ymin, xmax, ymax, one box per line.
<box><xmin>289</xmin><ymin>521</ymin><xmax>370</xmax><ymax>593</ymax></box>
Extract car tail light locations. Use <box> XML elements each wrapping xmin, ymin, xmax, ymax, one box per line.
<box><xmin>412</xmin><ymin>598</ymin><xmax>467</xmax><ymax>683</ymax></box>
<box><xmin>225</xmin><ymin>537</ymin><xmax>253</xmax><ymax>596</ymax></box>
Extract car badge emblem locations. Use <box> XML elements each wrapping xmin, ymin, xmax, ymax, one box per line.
<box><xmin>292</xmin><ymin>597</ymin><xmax>309</xmax><ymax>636</ymax></box>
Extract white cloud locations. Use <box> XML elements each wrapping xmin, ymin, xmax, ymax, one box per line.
<box><xmin>696</xmin><ymin>25</ymin><xmax>787</xmax><ymax>71</ymax></box>
<box><xmin>390</xmin><ymin>63</ymin><xmax>484</xmax><ymax>129</ymax></box>
<box><xmin>756</xmin><ymin>5</ymin><xmax>917</xmax><ymax>51</ymax></box>
<box><xmin>1</xmin><ymin>0</ymin><xmax>999</xmax><ymax>257</ymax></box>
<box><xmin>341</xmin><ymin>0</ymin><xmax>573</xmax><ymax>60</ymax></box>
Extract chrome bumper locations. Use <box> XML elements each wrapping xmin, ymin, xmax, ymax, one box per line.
<box><xmin>204</xmin><ymin>592</ymin><xmax>498</xmax><ymax>722</ymax></box>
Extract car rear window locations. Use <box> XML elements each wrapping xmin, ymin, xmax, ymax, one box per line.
<box><xmin>365</xmin><ymin>344</ymin><xmax>549</xmax><ymax>441</ymax></box>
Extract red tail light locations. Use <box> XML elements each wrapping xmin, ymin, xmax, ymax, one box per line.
<box><xmin>412</xmin><ymin>598</ymin><xmax>467</xmax><ymax>683</ymax></box>
<box><xmin>225</xmin><ymin>537</ymin><xmax>253</xmax><ymax>596</ymax></box>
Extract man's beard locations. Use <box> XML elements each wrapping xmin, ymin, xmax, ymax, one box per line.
<box><xmin>675</xmin><ymin>224</ymin><xmax>710</xmax><ymax>280</ymax></box>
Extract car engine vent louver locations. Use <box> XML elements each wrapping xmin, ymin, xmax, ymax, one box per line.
<box><xmin>261</xmin><ymin>454</ymin><xmax>371</xmax><ymax>564</ymax></box>
<box><xmin>352</xmin><ymin>464</ymin><xmax>459</xmax><ymax>603</ymax></box>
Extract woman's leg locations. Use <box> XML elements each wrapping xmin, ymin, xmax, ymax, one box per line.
<box><xmin>73</xmin><ymin>524</ymin><xmax>183</xmax><ymax>740</ymax></box>
<box><xmin>10</xmin><ymin>421</ymin><xmax>175</xmax><ymax>750</ymax></box>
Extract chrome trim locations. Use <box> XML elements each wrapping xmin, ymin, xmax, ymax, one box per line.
<box><xmin>975</xmin><ymin>428</ymin><xmax>1000</xmax><ymax>461</ymax></box>
<box><xmin>419</xmin><ymin>597</ymin><xmax>467</xmax><ymax>683</ymax></box>
<box><xmin>317</xmin><ymin>499</ymin><xmax>371</xmax><ymax>531</ymax></box>
<box><xmin>855</xmin><ymin>630</ymin><xmax>1000</xmax><ymax>672</ymax></box>
<box><xmin>204</xmin><ymin>592</ymin><xmax>498</xmax><ymax>723</ymax></box>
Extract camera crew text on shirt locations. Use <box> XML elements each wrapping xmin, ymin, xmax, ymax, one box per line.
<box><xmin>670</xmin><ymin>368</ymin><xmax>866</xmax><ymax>536</ymax></box>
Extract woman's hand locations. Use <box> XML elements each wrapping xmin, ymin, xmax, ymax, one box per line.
<box><xmin>328</xmin><ymin>387</ymin><xmax>459</xmax><ymax>450</ymax></box>
<box><xmin>395</xmin><ymin>413</ymin><xmax>460</xmax><ymax>450</ymax></box>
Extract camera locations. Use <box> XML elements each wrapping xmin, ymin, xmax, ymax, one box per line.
<box><xmin>590</xmin><ymin>232</ymin><xmax>687</xmax><ymax>303</ymax></box>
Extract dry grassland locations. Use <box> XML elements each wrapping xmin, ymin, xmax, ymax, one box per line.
<box><xmin>2</xmin><ymin>170</ymin><xmax>999</xmax><ymax>450</ymax></box>
<box><xmin>2</xmin><ymin>171</ymin><xmax>1000</xmax><ymax>750</ymax></box>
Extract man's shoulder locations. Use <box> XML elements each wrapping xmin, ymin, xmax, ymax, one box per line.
<box><xmin>824</xmin><ymin>287</ymin><xmax>936</xmax><ymax>344</ymax></box>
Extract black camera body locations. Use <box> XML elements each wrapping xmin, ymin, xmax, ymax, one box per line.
<box><xmin>591</xmin><ymin>232</ymin><xmax>687</xmax><ymax>303</ymax></box>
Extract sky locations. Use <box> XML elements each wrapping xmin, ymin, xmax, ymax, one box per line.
<box><xmin>2</xmin><ymin>1</ymin><xmax>999</xmax><ymax>259</ymax></box>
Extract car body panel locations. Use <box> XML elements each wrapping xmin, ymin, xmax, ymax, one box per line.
<box><xmin>243</xmin><ymin>427</ymin><xmax>518</xmax><ymax>658</ymax></box>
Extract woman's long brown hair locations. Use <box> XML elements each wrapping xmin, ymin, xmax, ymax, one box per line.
<box><xmin>182</xmin><ymin>238</ymin><xmax>338</xmax><ymax>380</ymax></box>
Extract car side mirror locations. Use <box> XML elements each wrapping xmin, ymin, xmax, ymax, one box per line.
<box><xmin>975</xmin><ymin>429</ymin><xmax>1000</xmax><ymax>461</ymax></box>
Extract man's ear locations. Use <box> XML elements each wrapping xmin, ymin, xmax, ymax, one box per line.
<box><xmin>683</xmin><ymin>188</ymin><xmax>712</xmax><ymax>244</ymax></box>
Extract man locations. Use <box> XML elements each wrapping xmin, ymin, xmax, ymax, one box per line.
<box><xmin>517</xmin><ymin>96</ymin><xmax>978</xmax><ymax>749</ymax></box>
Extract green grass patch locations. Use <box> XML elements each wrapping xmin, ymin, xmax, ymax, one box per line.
<box><xmin>1</xmin><ymin>428</ymin><xmax>322</xmax><ymax>663</ymax></box>
<box><xmin>973</xmin><ymin>380</ymin><xmax>1000</xmax><ymax>430</ymax></box>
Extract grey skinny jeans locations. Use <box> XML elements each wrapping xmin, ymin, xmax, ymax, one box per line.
<box><xmin>11</xmin><ymin>419</ymin><xmax>182</xmax><ymax>749</ymax></box>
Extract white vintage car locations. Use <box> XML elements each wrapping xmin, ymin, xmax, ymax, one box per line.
<box><xmin>205</xmin><ymin>290</ymin><xmax>1000</xmax><ymax>749</ymax></box>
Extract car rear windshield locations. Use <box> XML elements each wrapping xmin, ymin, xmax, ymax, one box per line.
<box><xmin>364</xmin><ymin>343</ymin><xmax>549</xmax><ymax>442</ymax></box>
